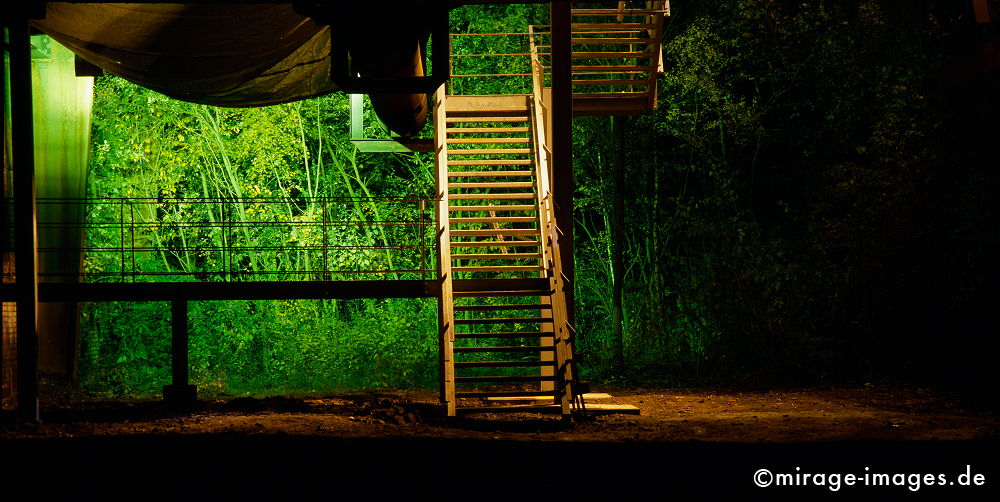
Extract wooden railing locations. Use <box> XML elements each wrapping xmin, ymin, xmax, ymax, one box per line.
<box><xmin>539</xmin><ymin>192</ymin><xmax>576</xmax><ymax>413</ymax></box>
<box><xmin>529</xmin><ymin>82</ymin><xmax>576</xmax><ymax>412</ymax></box>
<box><xmin>527</xmin><ymin>1</ymin><xmax>668</xmax><ymax>114</ymax></box>
<box><xmin>432</xmin><ymin>83</ymin><xmax>456</xmax><ymax>416</ymax></box>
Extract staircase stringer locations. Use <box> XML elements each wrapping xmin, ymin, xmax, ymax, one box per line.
<box><xmin>433</xmin><ymin>84</ymin><xmax>456</xmax><ymax>417</ymax></box>
<box><xmin>530</xmin><ymin>84</ymin><xmax>576</xmax><ymax>415</ymax></box>
<box><xmin>646</xmin><ymin>1</ymin><xmax>668</xmax><ymax>110</ymax></box>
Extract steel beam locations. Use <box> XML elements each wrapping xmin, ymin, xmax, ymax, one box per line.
<box><xmin>9</xmin><ymin>15</ymin><xmax>40</xmax><ymax>422</ymax></box>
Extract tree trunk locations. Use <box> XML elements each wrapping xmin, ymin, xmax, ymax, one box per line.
<box><xmin>611</xmin><ymin>115</ymin><xmax>626</xmax><ymax>371</ymax></box>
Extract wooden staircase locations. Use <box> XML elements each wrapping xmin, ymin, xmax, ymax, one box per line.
<box><xmin>434</xmin><ymin>93</ymin><xmax>575</xmax><ymax>416</ymax></box>
<box><xmin>432</xmin><ymin>2</ymin><xmax>670</xmax><ymax>417</ymax></box>
<box><xmin>445</xmin><ymin>95</ymin><xmax>542</xmax><ymax>279</ymax></box>
<box><xmin>530</xmin><ymin>1</ymin><xmax>668</xmax><ymax>115</ymax></box>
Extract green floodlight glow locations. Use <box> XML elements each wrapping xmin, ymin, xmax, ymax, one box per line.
<box><xmin>349</xmin><ymin>93</ymin><xmax>433</xmax><ymax>153</ymax></box>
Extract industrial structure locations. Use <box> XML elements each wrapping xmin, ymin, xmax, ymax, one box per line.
<box><xmin>2</xmin><ymin>1</ymin><xmax>668</xmax><ymax>420</ymax></box>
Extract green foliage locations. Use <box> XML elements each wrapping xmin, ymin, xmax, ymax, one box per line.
<box><xmin>448</xmin><ymin>4</ymin><xmax>546</xmax><ymax>94</ymax></box>
<box><xmin>82</xmin><ymin>77</ymin><xmax>437</xmax><ymax>397</ymax></box>
<box><xmin>573</xmin><ymin>0</ymin><xmax>993</xmax><ymax>387</ymax></box>
<box><xmin>79</xmin><ymin>1</ymin><xmax>997</xmax><ymax>396</ymax></box>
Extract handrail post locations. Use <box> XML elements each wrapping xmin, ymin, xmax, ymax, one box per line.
<box><xmin>163</xmin><ymin>299</ymin><xmax>196</xmax><ymax>404</ymax></box>
<box><xmin>420</xmin><ymin>199</ymin><xmax>427</xmax><ymax>281</ymax></box>
<box><xmin>648</xmin><ymin>0</ymin><xmax>667</xmax><ymax>110</ymax></box>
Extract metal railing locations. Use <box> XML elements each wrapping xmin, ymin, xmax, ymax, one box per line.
<box><xmin>36</xmin><ymin>196</ymin><xmax>437</xmax><ymax>282</ymax></box>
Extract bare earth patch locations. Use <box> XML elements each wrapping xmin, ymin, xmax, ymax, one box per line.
<box><xmin>3</xmin><ymin>384</ymin><xmax>994</xmax><ymax>442</ymax></box>
<box><xmin>2</xmin><ymin>385</ymin><xmax>997</xmax><ymax>498</ymax></box>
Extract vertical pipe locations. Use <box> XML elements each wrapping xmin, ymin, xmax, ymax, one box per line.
<box><xmin>10</xmin><ymin>15</ymin><xmax>40</xmax><ymax>422</ymax></box>
<box><xmin>611</xmin><ymin>115</ymin><xmax>626</xmax><ymax>370</ymax></box>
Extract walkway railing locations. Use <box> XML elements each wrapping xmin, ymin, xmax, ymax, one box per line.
<box><xmin>449</xmin><ymin>32</ymin><xmax>534</xmax><ymax>95</ymax></box>
<box><xmin>36</xmin><ymin>196</ymin><xmax>436</xmax><ymax>282</ymax></box>
<box><xmin>528</xmin><ymin>1</ymin><xmax>668</xmax><ymax>114</ymax></box>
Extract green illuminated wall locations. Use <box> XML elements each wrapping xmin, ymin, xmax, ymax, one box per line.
<box><xmin>31</xmin><ymin>35</ymin><xmax>93</xmax><ymax>375</ymax></box>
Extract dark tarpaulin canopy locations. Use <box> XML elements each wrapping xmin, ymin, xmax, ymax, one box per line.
<box><xmin>30</xmin><ymin>2</ymin><xmax>338</xmax><ymax>107</ymax></box>
<box><xmin>10</xmin><ymin>2</ymin><xmax>432</xmax><ymax>378</ymax></box>
<box><xmin>13</xmin><ymin>2</ymin><xmax>343</xmax><ymax>378</ymax></box>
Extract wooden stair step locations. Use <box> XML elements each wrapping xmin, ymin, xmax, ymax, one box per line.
<box><xmin>454</xmin><ymin>360</ymin><xmax>552</xmax><ymax>368</ymax></box>
<box><xmin>451</xmin><ymin>229</ymin><xmax>540</xmax><ymax>237</ymax></box>
<box><xmin>446</xmin><ymin>95</ymin><xmax>530</xmax><ymax>115</ymax></box>
<box><xmin>448</xmin><ymin>171</ymin><xmax>534</xmax><ymax>178</ymax></box>
<box><xmin>451</xmin><ymin>253</ymin><xmax>542</xmax><ymax>260</ymax></box>
<box><xmin>573</xmin><ymin>79</ymin><xmax>651</xmax><ymax>86</ymax></box>
<box><xmin>456</xmin><ymin>390</ymin><xmax>558</xmax><ymax>399</ymax></box>
<box><xmin>446</xmin><ymin>127</ymin><xmax>530</xmax><ymax>134</ymax></box>
<box><xmin>449</xmin><ymin>182</ymin><xmax>535</xmax><ymax>189</ymax></box>
<box><xmin>453</xmin><ymin>265</ymin><xmax>544</xmax><ymax>272</ymax></box>
<box><xmin>570</xmin><ymin>23</ymin><xmax>657</xmax><ymax>30</ymax></box>
<box><xmin>569</xmin><ymin>65</ymin><xmax>652</xmax><ymax>72</ymax></box>
<box><xmin>449</xmin><ymin>193</ymin><xmax>538</xmax><ymax>200</ymax></box>
<box><xmin>455</xmin><ymin>317</ymin><xmax>553</xmax><ymax>324</ymax></box>
<box><xmin>447</xmin><ymin>148</ymin><xmax>533</xmax><ymax>155</ymax></box>
<box><xmin>450</xmin><ymin>241</ymin><xmax>540</xmax><ymax>248</ymax></box>
<box><xmin>448</xmin><ymin>159</ymin><xmax>534</xmax><ymax>166</ymax></box>
<box><xmin>452</xmin><ymin>278</ymin><xmax>549</xmax><ymax>293</ymax></box>
<box><xmin>446</xmin><ymin>116</ymin><xmax>530</xmax><ymax>123</ymax></box>
<box><xmin>453</xmin><ymin>345</ymin><xmax>555</xmax><ymax>353</ymax></box>
<box><xmin>450</xmin><ymin>216</ymin><xmax>537</xmax><ymax>223</ymax></box>
<box><xmin>455</xmin><ymin>375</ymin><xmax>558</xmax><ymax>383</ymax></box>
<box><xmin>571</xmin><ymin>51</ymin><xmax>652</xmax><ymax>58</ymax></box>
<box><xmin>454</xmin><ymin>405</ymin><xmax>563</xmax><ymax>414</ymax></box>
<box><xmin>448</xmin><ymin>137</ymin><xmax>532</xmax><ymax>145</ymax></box>
<box><xmin>449</xmin><ymin>204</ymin><xmax>537</xmax><ymax>212</ymax></box>
<box><xmin>571</xmin><ymin>37</ymin><xmax>654</xmax><ymax>45</ymax></box>
<box><xmin>454</xmin><ymin>291</ymin><xmax>550</xmax><ymax>298</ymax></box>
<box><xmin>571</xmin><ymin>8</ymin><xmax>667</xmax><ymax>15</ymax></box>
<box><xmin>455</xmin><ymin>331</ymin><xmax>554</xmax><ymax>339</ymax></box>
<box><xmin>581</xmin><ymin>404</ymin><xmax>642</xmax><ymax>415</ymax></box>
<box><xmin>574</xmin><ymin>91</ymin><xmax>648</xmax><ymax>99</ymax></box>
<box><xmin>455</xmin><ymin>304</ymin><xmax>549</xmax><ymax>311</ymax></box>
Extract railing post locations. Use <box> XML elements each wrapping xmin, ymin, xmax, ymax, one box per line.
<box><xmin>120</xmin><ymin>198</ymin><xmax>126</xmax><ymax>283</ymax></box>
<box><xmin>223</xmin><ymin>197</ymin><xmax>231</xmax><ymax>282</ymax></box>
<box><xmin>647</xmin><ymin>0</ymin><xmax>666</xmax><ymax>110</ymax></box>
<box><xmin>420</xmin><ymin>199</ymin><xmax>427</xmax><ymax>281</ymax></box>
<box><xmin>163</xmin><ymin>299</ymin><xmax>196</xmax><ymax>403</ymax></box>
<box><xmin>130</xmin><ymin>202</ymin><xmax>136</xmax><ymax>281</ymax></box>
<box><xmin>322</xmin><ymin>197</ymin><xmax>329</xmax><ymax>281</ymax></box>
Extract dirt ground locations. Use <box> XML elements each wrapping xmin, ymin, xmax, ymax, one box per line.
<box><xmin>2</xmin><ymin>383</ymin><xmax>996</xmax><ymax>442</ymax></box>
<box><xmin>3</xmin><ymin>384</ymin><xmax>997</xmax><ymax>498</ymax></box>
